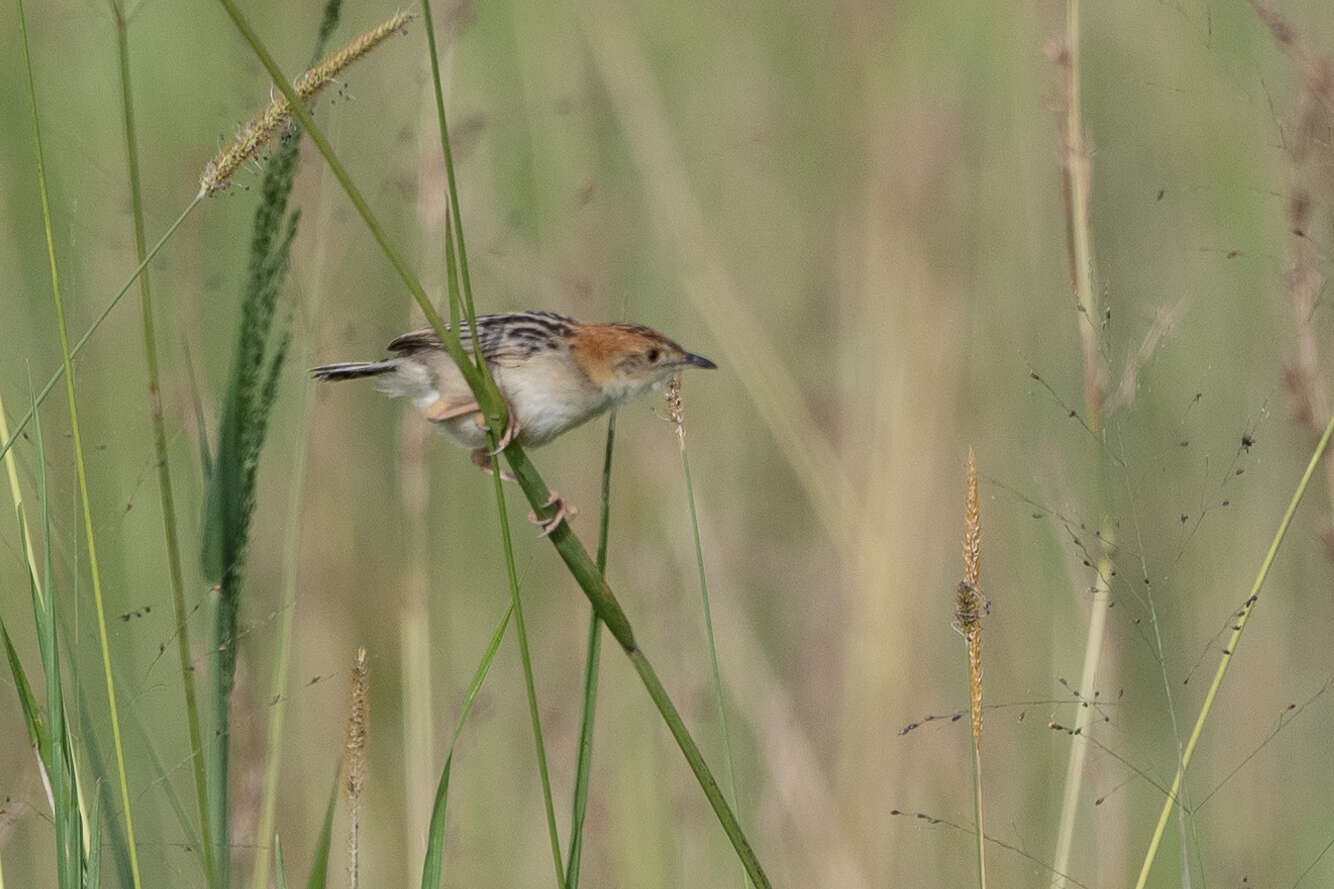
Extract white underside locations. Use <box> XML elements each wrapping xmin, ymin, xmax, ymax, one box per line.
<box><xmin>375</xmin><ymin>353</ymin><xmax>632</xmax><ymax>450</ymax></box>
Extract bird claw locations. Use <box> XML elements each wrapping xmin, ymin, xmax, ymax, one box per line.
<box><xmin>528</xmin><ymin>492</ymin><xmax>577</xmax><ymax>537</ymax></box>
<box><xmin>470</xmin><ymin>449</ymin><xmax>517</xmax><ymax>483</ymax></box>
<box><xmin>486</xmin><ymin>404</ymin><xmax>521</xmax><ymax>456</ymax></box>
<box><xmin>467</xmin><ymin>400</ymin><xmax>520</xmax><ymax>456</ymax></box>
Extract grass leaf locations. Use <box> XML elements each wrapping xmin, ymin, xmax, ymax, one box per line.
<box><xmin>306</xmin><ymin>765</ymin><xmax>341</xmax><ymax>889</ymax></box>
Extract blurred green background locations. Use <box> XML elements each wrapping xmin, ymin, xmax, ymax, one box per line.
<box><xmin>4</xmin><ymin>0</ymin><xmax>1334</xmax><ymax>886</ymax></box>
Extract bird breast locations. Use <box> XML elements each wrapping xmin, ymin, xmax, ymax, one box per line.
<box><xmin>491</xmin><ymin>351</ymin><xmax>610</xmax><ymax>446</ymax></box>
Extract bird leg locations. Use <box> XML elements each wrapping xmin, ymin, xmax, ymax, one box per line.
<box><xmin>528</xmin><ymin>491</ymin><xmax>578</xmax><ymax>537</ymax></box>
<box><xmin>427</xmin><ymin>395</ymin><xmax>519</xmax><ymax>455</ymax></box>
<box><xmin>470</xmin><ymin>452</ymin><xmax>575</xmax><ymax>536</ymax></box>
<box><xmin>425</xmin><ymin>397</ymin><xmax>481</xmax><ymax>423</ymax></box>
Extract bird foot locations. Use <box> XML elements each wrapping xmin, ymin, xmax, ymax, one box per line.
<box><xmin>470</xmin><ymin>448</ymin><xmax>517</xmax><ymax>482</ymax></box>
<box><xmin>478</xmin><ymin>400</ymin><xmax>521</xmax><ymax>456</ymax></box>
<box><xmin>528</xmin><ymin>492</ymin><xmax>577</xmax><ymax>537</ymax></box>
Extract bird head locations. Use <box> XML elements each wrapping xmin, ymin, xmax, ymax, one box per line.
<box><xmin>572</xmin><ymin>322</ymin><xmax>716</xmax><ymax>404</ymax></box>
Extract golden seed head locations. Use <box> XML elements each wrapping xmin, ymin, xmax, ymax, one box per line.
<box><xmin>199</xmin><ymin>11</ymin><xmax>414</xmax><ymax>196</ymax></box>
<box><xmin>665</xmin><ymin>375</ymin><xmax>685</xmax><ymax>447</ymax></box>
<box><xmin>956</xmin><ymin>448</ymin><xmax>984</xmax><ymax>739</ymax></box>
<box><xmin>343</xmin><ymin>646</ymin><xmax>369</xmax><ymax>802</ymax></box>
<box><xmin>963</xmin><ymin>447</ymin><xmax>981</xmax><ymax>588</ymax></box>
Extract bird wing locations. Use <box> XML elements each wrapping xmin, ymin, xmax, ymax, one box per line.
<box><xmin>386</xmin><ymin>312</ymin><xmax>578</xmax><ymax>365</ymax></box>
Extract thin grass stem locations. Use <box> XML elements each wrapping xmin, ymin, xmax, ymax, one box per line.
<box><xmin>0</xmin><ymin>196</ymin><xmax>201</xmax><ymax>467</ymax></box>
<box><xmin>17</xmin><ymin>0</ymin><xmax>143</xmax><ymax>883</ymax></box>
<box><xmin>668</xmin><ymin>380</ymin><xmax>743</xmax><ymax>885</ymax></box>
<box><xmin>566</xmin><ymin>413</ymin><xmax>616</xmax><ymax>889</ymax></box>
<box><xmin>488</xmin><ymin>437</ymin><xmax>565</xmax><ymax>889</ymax></box>
<box><xmin>1133</xmin><ymin>410</ymin><xmax>1334</xmax><ymax>887</ymax></box>
<box><xmin>110</xmin><ymin>8</ymin><xmax>214</xmax><ymax>886</ymax></box>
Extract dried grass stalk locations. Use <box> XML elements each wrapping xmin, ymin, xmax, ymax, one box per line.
<box><xmin>344</xmin><ymin>646</ymin><xmax>369</xmax><ymax>889</ymax></box>
<box><xmin>955</xmin><ymin>448</ymin><xmax>987</xmax><ymax>889</ymax></box>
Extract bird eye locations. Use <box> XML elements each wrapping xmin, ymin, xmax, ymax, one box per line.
<box><xmin>646</xmin><ymin>348</ymin><xmax>661</xmax><ymax>363</ymax></box>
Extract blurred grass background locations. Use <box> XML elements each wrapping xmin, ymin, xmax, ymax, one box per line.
<box><xmin>4</xmin><ymin>0</ymin><xmax>1334</xmax><ymax>886</ymax></box>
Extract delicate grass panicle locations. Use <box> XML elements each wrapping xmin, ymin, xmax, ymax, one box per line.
<box><xmin>199</xmin><ymin>10</ymin><xmax>413</xmax><ymax>196</ymax></box>
<box><xmin>955</xmin><ymin>449</ymin><xmax>987</xmax><ymax>889</ymax></box>
<box><xmin>344</xmin><ymin>647</ymin><xmax>369</xmax><ymax>889</ymax></box>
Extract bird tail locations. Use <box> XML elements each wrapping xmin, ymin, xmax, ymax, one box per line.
<box><xmin>310</xmin><ymin>360</ymin><xmax>397</xmax><ymax>381</ymax></box>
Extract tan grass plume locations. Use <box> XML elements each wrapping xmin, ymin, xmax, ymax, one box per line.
<box><xmin>199</xmin><ymin>11</ymin><xmax>414</xmax><ymax>196</ymax></box>
<box><xmin>666</xmin><ymin>375</ymin><xmax>686</xmax><ymax>448</ymax></box>
<box><xmin>343</xmin><ymin>646</ymin><xmax>369</xmax><ymax>889</ymax></box>
<box><xmin>956</xmin><ymin>448</ymin><xmax>984</xmax><ymax>738</ymax></box>
<box><xmin>955</xmin><ymin>448</ymin><xmax>987</xmax><ymax>889</ymax></box>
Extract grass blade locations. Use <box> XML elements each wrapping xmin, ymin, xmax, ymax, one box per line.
<box><xmin>274</xmin><ymin>834</ymin><xmax>291</xmax><ymax>889</ymax></box>
<box><xmin>306</xmin><ymin>766</ymin><xmax>341</xmax><ymax>889</ymax></box>
<box><xmin>420</xmin><ymin>604</ymin><xmax>513</xmax><ymax>889</ymax></box>
<box><xmin>85</xmin><ymin>782</ymin><xmax>103</xmax><ymax>889</ymax></box>
<box><xmin>16</xmin><ymin>1</ymin><xmax>143</xmax><ymax>882</ymax></box>
<box><xmin>1</xmin><ymin>616</ymin><xmax>51</xmax><ymax>765</ymax></box>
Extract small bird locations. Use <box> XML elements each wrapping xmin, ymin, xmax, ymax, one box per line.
<box><xmin>312</xmin><ymin>310</ymin><xmax>716</xmax><ymax>534</ymax></box>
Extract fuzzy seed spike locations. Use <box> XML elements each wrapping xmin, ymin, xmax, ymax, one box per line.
<box><xmin>199</xmin><ymin>12</ymin><xmax>414</xmax><ymax>196</ymax></box>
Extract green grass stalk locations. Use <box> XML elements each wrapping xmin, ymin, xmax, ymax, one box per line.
<box><xmin>457</xmin><ymin>225</ymin><xmax>564</xmax><ymax>887</ymax></box>
<box><xmin>110</xmin><ymin>7</ymin><xmax>215</xmax><ymax>886</ymax></box>
<box><xmin>1133</xmin><ymin>410</ymin><xmax>1334</xmax><ymax>887</ymax></box>
<box><xmin>16</xmin><ymin>0</ymin><xmax>143</xmax><ymax>883</ymax></box>
<box><xmin>214</xmin><ymin>6</ymin><xmax>771</xmax><ymax>884</ymax></box>
<box><xmin>566</xmin><ymin>413</ymin><xmax>616</xmax><ymax>889</ymax></box>
<box><xmin>418</xmin><ymin>0</ymin><xmax>478</xmax><ymax>331</ymax></box>
<box><xmin>10</xmin><ymin>374</ymin><xmax>91</xmax><ymax>887</ymax></box>
<box><xmin>23</xmin><ymin>392</ymin><xmax>76</xmax><ymax>888</ymax></box>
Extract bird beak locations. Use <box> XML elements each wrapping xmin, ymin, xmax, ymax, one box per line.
<box><xmin>680</xmin><ymin>352</ymin><xmax>717</xmax><ymax>370</ymax></box>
